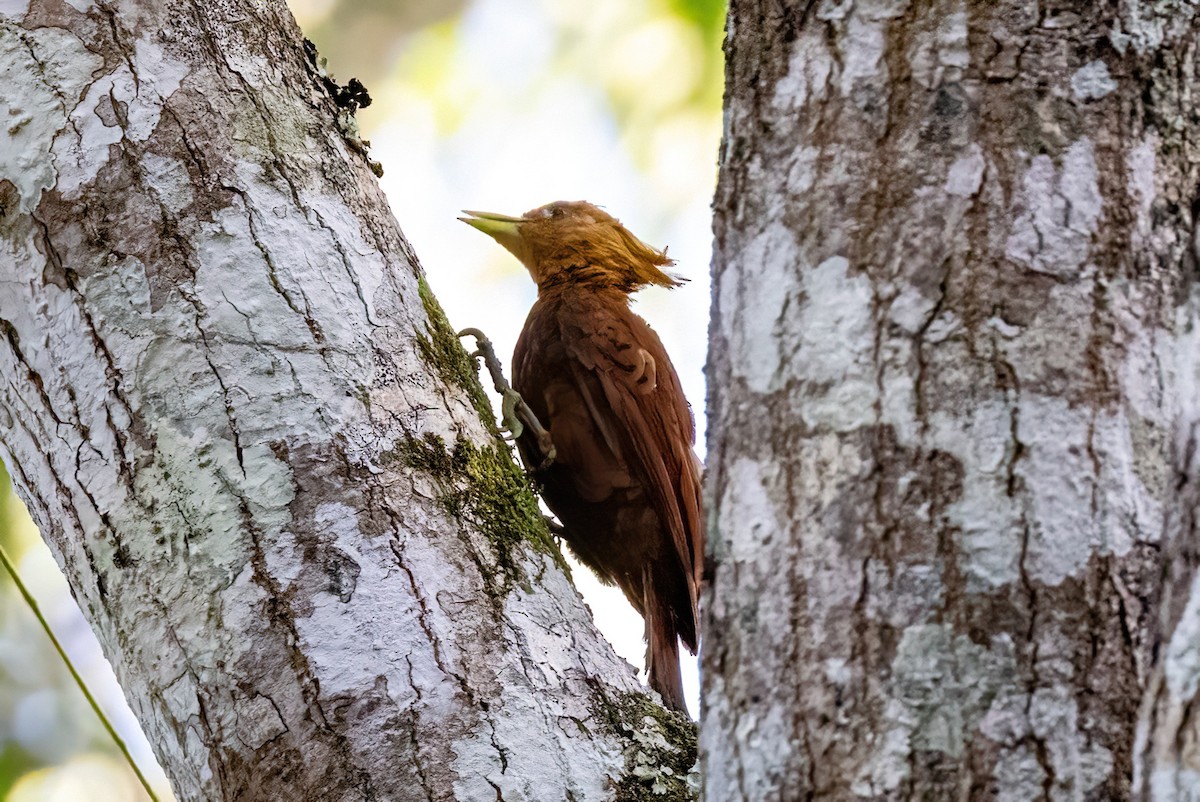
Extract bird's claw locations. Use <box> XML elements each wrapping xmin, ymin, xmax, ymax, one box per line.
<box><xmin>459</xmin><ymin>328</ymin><xmax>556</xmax><ymax>471</ymax></box>
<box><xmin>500</xmin><ymin>388</ymin><xmax>525</xmax><ymax>441</ymax></box>
<box><xmin>534</xmin><ymin>431</ymin><xmax>556</xmax><ymax>470</ymax></box>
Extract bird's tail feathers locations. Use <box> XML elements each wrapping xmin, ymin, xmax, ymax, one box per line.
<box><xmin>644</xmin><ymin>567</ymin><xmax>688</xmax><ymax>714</ymax></box>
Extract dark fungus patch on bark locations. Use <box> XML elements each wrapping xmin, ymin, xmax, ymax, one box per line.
<box><xmin>588</xmin><ymin>684</ymin><xmax>698</xmax><ymax>802</ymax></box>
<box><xmin>0</xmin><ymin>180</ymin><xmax>20</xmax><ymax>235</ymax></box>
<box><xmin>302</xmin><ymin>38</ymin><xmax>382</xmax><ymax>177</ymax></box>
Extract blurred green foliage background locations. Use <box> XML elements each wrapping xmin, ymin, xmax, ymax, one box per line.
<box><xmin>0</xmin><ymin>0</ymin><xmax>724</xmax><ymax>798</ymax></box>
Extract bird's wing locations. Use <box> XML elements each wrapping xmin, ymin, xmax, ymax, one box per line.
<box><xmin>541</xmin><ymin>374</ymin><xmax>636</xmax><ymax>502</ymax></box>
<box><xmin>561</xmin><ymin>298</ymin><xmax>704</xmax><ymax>627</ymax></box>
<box><xmin>512</xmin><ymin>303</ymin><xmax>637</xmax><ymax>502</ymax></box>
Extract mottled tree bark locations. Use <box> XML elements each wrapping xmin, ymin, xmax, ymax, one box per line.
<box><xmin>705</xmin><ymin>1</ymin><xmax>1200</xmax><ymax>800</ymax></box>
<box><xmin>0</xmin><ymin>2</ymin><xmax>696</xmax><ymax>800</ymax></box>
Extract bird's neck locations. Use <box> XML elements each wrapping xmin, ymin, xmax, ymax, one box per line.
<box><xmin>534</xmin><ymin>261</ymin><xmax>639</xmax><ymax>296</ymax></box>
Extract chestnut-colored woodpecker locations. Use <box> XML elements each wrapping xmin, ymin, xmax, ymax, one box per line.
<box><xmin>460</xmin><ymin>201</ymin><xmax>703</xmax><ymax>713</ymax></box>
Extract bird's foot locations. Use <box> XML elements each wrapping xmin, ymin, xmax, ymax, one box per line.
<box><xmin>498</xmin><ymin>386</ymin><xmax>526</xmax><ymax>441</ymax></box>
<box><xmin>459</xmin><ymin>328</ymin><xmax>557</xmax><ymax>470</ymax></box>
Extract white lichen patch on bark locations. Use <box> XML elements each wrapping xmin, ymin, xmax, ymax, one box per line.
<box><xmin>716</xmin><ymin>457</ymin><xmax>784</xmax><ymax>574</ymax></box>
<box><xmin>983</xmin><ymin>686</ymin><xmax>1115</xmax><ymax>796</ymax></box>
<box><xmin>772</xmin><ymin>36</ymin><xmax>830</xmax><ymax>111</ymax></box>
<box><xmin>791</xmin><ymin>257</ymin><xmax>878</xmax><ymax>431</ymax></box>
<box><xmin>717</xmin><ymin>221</ymin><xmax>800</xmax><ymax>394</ymax></box>
<box><xmin>1016</xmin><ymin>398</ymin><xmax>1159</xmax><ymax>585</ymax></box>
<box><xmin>0</xmin><ymin>24</ymin><xmax>102</xmax><ymax>209</ymax></box>
<box><xmin>922</xmin><ymin>402</ymin><xmax>1024</xmax><ymax>589</ymax></box>
<box><xmin>943</xmin><ymin>143</ymin><xmax>985</xmax><ymax>197</ymax></box>
<box><xmin>1071</xmin><ymin>60</ymin><xmax>1118</xmax><ymax>101</ymax></box>
<box><xmin>0</xmin><ymin>1</ymin><xmax>30</xmax><ymax>17</ymax></box>
<box><xmin>833</xmin><ymin>9</ymin><xmax>891</xmax><ymax>98</ymax></box>
<box><xmin>1005</xmin><ymin>139</ymin><xmax>1103</xmax><ymax>279</ymax></box>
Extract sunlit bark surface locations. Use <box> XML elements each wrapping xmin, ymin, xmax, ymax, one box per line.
<box><xmin>704</xmin><ymin>2</ymin><xmax>1200</xmax><ymax>799</ymax></box>
<box><xmin>0</xmin><ymin>2</ymin><xmax>696</xmax><ymax>800</ymax></box>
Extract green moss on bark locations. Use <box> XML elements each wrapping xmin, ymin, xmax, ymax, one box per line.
<box><xmin>404</xmin><ymin>275</ymin><xmax>568</xmax><ymax>591</ymax></box>
<box><xmin>391</xmin><ymin>431</ymin><xmax>565</xmax><ymax>594</ymax></box>
<box><xmin>590</xmin><ymin>685</ymin><xmax>699</xmax><ymax>801</ymax></box>
<box><xmin>415</xmin><ymin>276</ymin><xmax>497</xmax><ymax>431</ymax></box>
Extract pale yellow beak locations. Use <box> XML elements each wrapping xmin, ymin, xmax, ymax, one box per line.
<box><xmin>459</xmin><ymin>210</ymin><xmax>526</xmax><ymax>257</ymax></box>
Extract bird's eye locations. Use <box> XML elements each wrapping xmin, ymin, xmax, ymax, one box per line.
<box><xmin>549</xmin><ymin>206</ymin><xmax>564</xmax><ymax>218</ymax></box>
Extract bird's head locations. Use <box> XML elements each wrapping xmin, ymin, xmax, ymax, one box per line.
<box><xmin>460</xmin><ymin>201</ymin><xmax>682</xmax><ymax>292</ymax></box>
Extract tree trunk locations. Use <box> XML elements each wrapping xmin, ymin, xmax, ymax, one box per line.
<box><xmin>704</xmin><ymin>1</ymin><xmax>1200</xmax><ymax>799</ymax></box>
<box><xmin>0</xmin><ymin>2</ymin><xmax>696</xmax><ymax>800</ymax></box>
